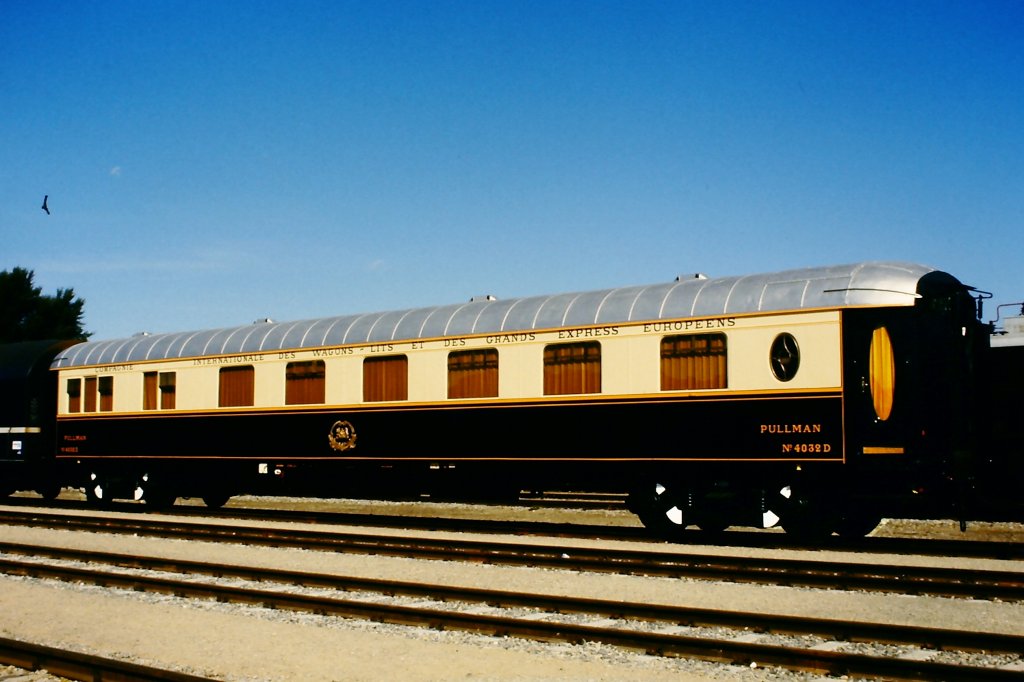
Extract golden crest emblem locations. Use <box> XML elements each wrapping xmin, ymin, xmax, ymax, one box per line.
<box><xmin>328</xmin><ymin>420</ymin><xmax>357</xmax><ymax>452</ymax></box>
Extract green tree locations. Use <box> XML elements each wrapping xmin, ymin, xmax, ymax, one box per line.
<box><xmin>0</xmin><ymin>267</ymin><xmax>90</xmax><ymax>342</ymax></box>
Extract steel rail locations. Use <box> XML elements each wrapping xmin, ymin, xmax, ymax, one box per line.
<box><xmin>179</xmin><ymin>505</ymin><xmax>1024</xmax><ymax>559</ymax></box>
<box><xmin>7</xmin><ymin>498</ymin><xmax>1024</xmax><ymax>559</ymax></box>
<box><xmin>0</xmin><ymin>635</ymin><xmax>217</xmax><ymax>682</ymax></box>
<box><xmin>2</xmin><ymin>542</ymin><xmax>1024</xmax><ymax>656</ymax></box>
<box><xmin>2</xmin><ymin>510</ymin><xmax>1023</xmax><ymax>601</ymax></box>
<box><xmin>0</xmin><ymin>556</ymin><xmax>1021</xmax><ymax>681</ymax></box>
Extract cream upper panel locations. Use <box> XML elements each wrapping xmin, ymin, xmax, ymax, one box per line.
<box><xmin>55</xmin><ymin>310</ymin><xmax>843</xmax><ymax>414</ymax></box>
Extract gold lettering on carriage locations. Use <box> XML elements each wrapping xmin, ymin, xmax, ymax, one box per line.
<box><xmin>642</xmin><ymin>317</ymin><xmax>735</xmax><ymax>333</ymax></box>
<box><xmin>94</xmin><ymin>364</ymin><xmax>133</xmax><ymax>373</ymax></box>
<box><xmin>761</xmin><ymin>423</ymin><xmax>832</xmax><ymax>454</ymax></box>
<box><xmin>193</xmin><ymin>354</ymin><xmax>265</xmax><ymax>366</ymax></box>
<box><xmin>485</xmin><ymin>333</ymin><xmax>536</xmax><ymax>344</ymax></box>
<box><xmin>558</xmin><ymin>326</ymin><xmax>619</xmax><ymax>339</ymax></box>
<box><xmin>760</xmin><ymin>423</ymin><xmax>823</xmax><ymax>434</ymax></box>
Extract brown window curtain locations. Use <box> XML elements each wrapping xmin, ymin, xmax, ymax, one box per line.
<box><xmin>660</xmin><ymin>333</ymin><xmax>727</xmax><ymax>390</ymax></box>
<box><xmin>145</xmin><ymin>372</ymin><xmax>176</xmax><ymax>409</ymax></box>
<box><xmin>447</xmin><ymin>349</ymin><xmax>498</xmax><ymax>399</ymax></box>
<box><xmin>363</xmin><ymin>355</ymin><xmax>408</xmax><ymax>402</ymax></box>
<box><xmin>219</xmin><ymin>366</ymin><xmax>255</xmax><ymax>407</ymax></box>
<box><xmin>98</xmin><ymin>376</ymin><xmax>114</xmax><ymax>412</ymax></box>
<box><xmin>286</xmin><ymin>360</ymin><xmax>326</xmax><ymax>405</ymax></box>
<box><xmin>67</xmin><ymin>378</ymin><xmax>82</xmax><ymax>413</ymax></box>
<box><xmin>143</xmin><ymin>372</ymin><xmax>158</xmax><ymax>410</ymax></box>
<box><xmin>159</xmin><ymin>372</ymin><xmax>176</xmax><ymax>409</ymax></box>
<box><xmin>84</xmin><ymin>377</ymin><xmax>97</xmax><ymax>412</ymax></box>
<box><xmin>543</xmin><ymin>342</ymin><xmax>601</xmax><ymax>395</ymax></box>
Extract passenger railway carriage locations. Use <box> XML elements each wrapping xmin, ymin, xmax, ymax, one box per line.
<box><xmin>0</xmin><ymin>339</ymin><xmax>76</xmax><ymax>498</ymax></box>
<box><xmin>40</xmin><ymin>261</ymin><xmax>987</xmax><ymax>537</ymax></box>
<box><xmin>980</xmin><ymin>305</ymin><xmax>1024</xmax><ymax>516</ymax></box>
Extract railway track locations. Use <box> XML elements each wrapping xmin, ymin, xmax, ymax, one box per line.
<box><xmin>2</xmin><ymin>542</ymin><xmax>1023</xmax><ymax>681</ymax></box>
<box><xmin>0</xmin><ymin>635</ymin><xmax>216</xmax><ymax>682</ymax></box>
<box><xmin>6</xmin><ymin>496</ymin><xmax>1023</xmax><ymax>560</ymax></box>
<box><xmin>194</xmin><ymin>504</ymin><xmax>1024</xmax><ymax>559</ymax></box>
<box><xmin>1</xmin><ymin>509</ymin><xmax>1022</xmax><ymax>601</ymax></box>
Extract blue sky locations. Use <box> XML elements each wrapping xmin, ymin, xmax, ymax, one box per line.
<box><xmin>3</xmin><ymin>1</ymin><xmax>1022</xmax><ymax>339</ymax></box>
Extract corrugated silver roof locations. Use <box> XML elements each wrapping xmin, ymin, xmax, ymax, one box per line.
<box><xmin>53</xmin><ymin>261</ymin><xmax>944</xmax><ymax>368</ymax></box>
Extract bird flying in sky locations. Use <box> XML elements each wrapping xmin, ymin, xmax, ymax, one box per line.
<box><xmin>41</xmin><ymin>195</ymin><xmax>50</xmax><ymax>215</ymax></box>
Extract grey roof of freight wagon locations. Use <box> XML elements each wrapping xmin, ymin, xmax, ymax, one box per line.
<box><xmin>52</xmin><ymin>261</ymin><xmax>948</xmax><ymax>369</ymax></box>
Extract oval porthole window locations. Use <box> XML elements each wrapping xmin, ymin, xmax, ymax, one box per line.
<box><xmin>869</xmin><ymin>326</ymin><xmax>895</xmax><ymax>421</ymax></box>
<box><xmin>770</xmin><ymin>333</ymin><xmax>800</xmax><ymax>382</ymax></box>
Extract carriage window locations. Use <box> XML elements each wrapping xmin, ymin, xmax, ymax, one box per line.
<box><xmin>543</xmin><ymin>342</ymin><xmax>601</xmax><ymax>395</ymax></box>
<box><xmin>363</xmin><ymin>355</ymin><xmax>408</xmax><ymax>402</ymax></box>
<box><xmin>66</xmin><ymin>378</ymin><xmax>81</xmax><ymax>413</ymax></box>
<box><xmin>286</xmin><ymin>360</ymin><xmax>326</xmax><ymax>405</ymax></box>
<box><xmin>448</xmin><ymin>349</ymin><xmax>498</xmax><ymax>399</ymax></box>
<box><xmin>219</xmin><ymin>366</ymin><xmax>255</xmax><ymax>407</ymax></box>
<box><xmin>84</xmin><ymin>377</ymin><xmax>97</xmax><ymax>412</ymax></box>
<box><xmin>661</xmin><ymin>333</ymin><xmax>727</xmax><ymax>390</ymax></box>
<box><xmin>869</xmin><ymin>326</ymin><xmax>895</xmax><ymax>421</ymax></box>
<box><xmin>144</xmin><ymin>372</ymin><xmax>157</xmax><ymax>410</ymax></box>
<box><xmin>159</xmin><ymin>372</ymin><xmax>176</xmax><ymax>409</ymax></box>
<box><xmin>98</xmin><ymin>376</ymin><xmax>114</xmax><ymax>412</ymax></box>
<box><xmin>145</xmin><ymin>372</ymin><xmax>176</xmax><ymax>410</ymax></box>
<box><xmin>770</xmin><ymin>333</ymin><xmax>800</xmax><ymax>382</ymax></box>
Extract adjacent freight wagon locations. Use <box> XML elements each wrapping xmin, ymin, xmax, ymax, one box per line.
<box><xmin>36</xmin><ymin>261</ymin><xmax>988</xmax><ymax>537</ymax></box>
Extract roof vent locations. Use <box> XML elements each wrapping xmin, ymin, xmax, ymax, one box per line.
<box><xmin>470</xmin><ymin>295</ymin><xmax>497</xmax><ymax>302</ymax></box>
<box><xmin>676</xmin><ymin>273</ymin><xmax>709</xmax><ymax>281</ymax></box>
<box><xmin>253</xmin><ymin>318</ymin><xmax>275</xmax><ymax>324</ymax></box>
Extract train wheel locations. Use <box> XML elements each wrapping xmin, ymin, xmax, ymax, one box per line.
<box><xmin>35</xmin><ymin>483</ymin><xmax>62</xmax><ymax>500</ymax></box>
<box><xmin>694</xmin><ymin>517</ymin><xmax>730</xmax><ymax>534</ymax></box>
<box><xmin>202</xmin><ymin>492</ymin><xmax>231</xmax><ymax>509</ymax></box>
<box><xmin>85</xmin><ymin>474</ymin><xmax>111</xmax><ymax>507</ymax></box>
<box><xmin>777</xmin><ymin>485</ymin><xmax>835</xmax><ymax>540</ymax></box>
<box><xmin>144</xmin><ymin>491</ymin><xmax>177</xmax><ymax>508</ymax></box>
<box><xmin>834</xmin><ymin>511</ymin><xmax>881</xmax><ymax>538</ymax></box>
<box><xmin>781</xmin><ymin>515</ymin><xmax>833</xmax><ymax>540</ymax></box>
<box><xmin>630</xmin><ymin>482</ymin><xmax>690</xmax><ymax>538</ymax></box>
<box><xmin>143</xmin><ymin>486</ymin><xmax>177</xmax><ymax>509</ymax></box>
<box><xmin>138</xmin><ymin>473</ymin><xmax>177</xmax><ymax>509</ymax></box>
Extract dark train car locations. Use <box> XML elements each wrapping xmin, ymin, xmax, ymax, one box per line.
<box><xmin>49</xmin><ymin>262</ymin><xmax>987</xmax><ymax>535</ymax></box>
<box><xmin>0</xmin><ymin>339</ymin><xmax>77</xmax><ymax>497</ymax></box>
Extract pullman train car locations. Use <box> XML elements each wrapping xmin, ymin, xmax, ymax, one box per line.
<box><xmin>37</xmin><ymin>261</ymin><xmax>988</xmax><ymax>537</ymax></box>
